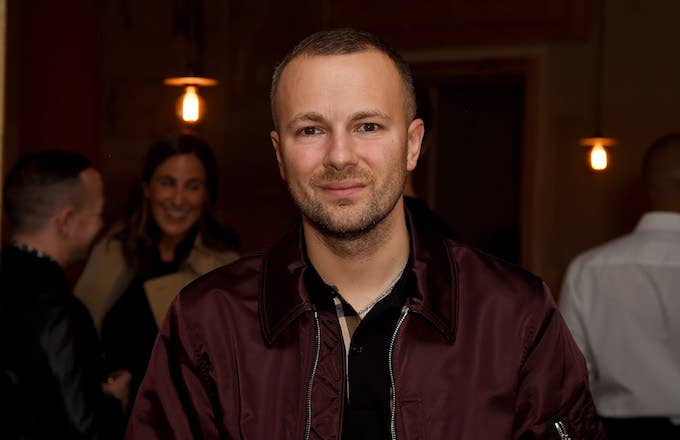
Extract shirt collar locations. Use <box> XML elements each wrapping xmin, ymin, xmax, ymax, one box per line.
<box><xmin>635</xmin><ymin>211</ymin><xmax>680</xmax><ymax>232</ymax></box>
<box><xmin>304</xmin><ymin>258</ymin><xmax>412</xmax><ymax>317</ymax></box>
<box><xmin>259</xmin><ymin>206</ymin><xmax>457</xmax><ymax>345</ymax></box>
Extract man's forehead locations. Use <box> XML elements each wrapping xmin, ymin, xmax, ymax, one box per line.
<box><xmin>275</xmin><ymin>50</ymin><xmax>405</xmax><ymax>119</ymax></box>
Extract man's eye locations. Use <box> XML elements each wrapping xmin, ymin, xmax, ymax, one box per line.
<box><xmin>301</xmin><ymin>127</ymin><xmax>319</xmax><ymax>136</ymax></box>
<box><xmin>359</xmin><ymin>123</ymin><xmax>378</xmax><ymax>132</ymax></box>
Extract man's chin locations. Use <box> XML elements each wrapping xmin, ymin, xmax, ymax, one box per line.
<box><xmin>297</xmin><ymin>195</ymin><xmax>399</xmax><ymax>240</ymax></box>
<box><xmin>304</xmin><ymin>213</ymin><xmax>379</xmax><ymax>241</ymax></box>
<box><xmin>318</xmin><ymin>225</ymin><xmax>373</xmax><ymax>241</ymax></box>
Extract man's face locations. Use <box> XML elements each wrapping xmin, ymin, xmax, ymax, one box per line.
<box><xmin>270</xmin><ymin>50</ymin><xmax>423</xmax><ymax>238</ymax></box>
<box><xmin>68</xmin><ymin>168</ymin><xmax>104</xmax><ymax>263</ymax></box>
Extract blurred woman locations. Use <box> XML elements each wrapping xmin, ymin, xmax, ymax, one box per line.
<box><xmin>75</xmin><ymin>134</ymin><xmax>239</xmax><ymax>404</ymax></box>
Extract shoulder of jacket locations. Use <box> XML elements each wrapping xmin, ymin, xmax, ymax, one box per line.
<box><xmin>95</xmin><ymin>235</ymin><xmax>123</xmax><ymax>254</ymax></box>
<box><xmin>197</xmin><ymin>246</ymin><xmax>240</xmax><ymax>265</ymax></box>
<box><xmin>89</xmin><ymin>227</ymin><xmax>126</xmax><ymax>258</ymax></box>
<box><xmin>74</xmin><ymin>231</ymin><xmax>129</xmax><ymax>307</ymax></box>
<box><xmin>446</xmin><ymin>239</ymin><xmax>539</xmax><ymax>282</ymax></box>
<box><xmin>186</xmin><ymin>234</ymin><xmax>240</xmax><ymax>273</ymax></box>
<box><xmin>444</xmin><ymin>239</ymin><xmax>546</xmax><ymax>303</ymax></box>
<box><xmin>79</xmin><ymin>234</ymin><xmax>127</xmax><ymax>279</ymax></box>
<box><xmin>178</xmin><ymin>251</ymin><xmax>265</xmax><ymax>307</ymax></box>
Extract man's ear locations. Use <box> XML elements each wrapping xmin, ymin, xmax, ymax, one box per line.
<box><xmin>270</xmin><ymin>130</ymin><xmax>287</xmax><ymax>180</ymax></box>
<box><xmin>406</xmin><ymin>118</ymin><xmax>425</xmax><ymax>172</ymax></box>
<box><xmin>53</xmin><ymin>205</ymin><xmax>76</xmax><ymax>238</ymax></box>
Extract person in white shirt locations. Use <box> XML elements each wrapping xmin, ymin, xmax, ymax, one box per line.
<box><xmin>560</xmin><ymin>133</ymin><xmax>680</xmax><ymax>439</ymax></box>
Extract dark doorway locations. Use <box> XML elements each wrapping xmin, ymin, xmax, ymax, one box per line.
<box><xmin>412</xmin><ymin>65</ymin><xmax>525</xmax><ymax>264</ymax></box>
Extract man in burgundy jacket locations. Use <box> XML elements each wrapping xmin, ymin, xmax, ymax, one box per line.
<box><xmin>127</xmin><ymin>29</ymin><xmax>604</xmax><ymax>439</ymax></box>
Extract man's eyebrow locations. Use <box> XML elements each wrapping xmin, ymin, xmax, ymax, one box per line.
<box><xmin>350</xmin><ymin>110</ymin><xmax>391</xmax><ymax>122</ymax></box>
<box><xmin>286</xmin><ymin>112</ymin><xmax>326</xmax><ymax>129</ymax></box>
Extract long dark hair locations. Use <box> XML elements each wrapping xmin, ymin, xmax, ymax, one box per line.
<box><xmin>114</xmin><ymin>134</ymin><xmax>238</xmax><ymax>271</ymax></box>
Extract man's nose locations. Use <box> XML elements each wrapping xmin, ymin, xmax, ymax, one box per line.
<box><xmin>323</xmin><ymin>131</ymin><xmax>358</xmax><ymax>170</ymax></box>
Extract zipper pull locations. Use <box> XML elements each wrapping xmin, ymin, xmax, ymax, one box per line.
<box><xmin>553</xmin><ymin>420</ymin><xmax>571</xmax><ymax>440</ymax></box>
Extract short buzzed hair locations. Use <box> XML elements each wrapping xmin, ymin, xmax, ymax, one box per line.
<box><xmin>3</xmin><ymin>151</ymin><xmax>91</xmax><ymax>234</ymax></box>
<box><xmin>270</xmin><ymin>28</ymin><xmax>417</xmax><ymax>128</ymax></box>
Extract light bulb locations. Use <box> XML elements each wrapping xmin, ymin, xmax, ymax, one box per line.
<box><xmin>590</xmin><ymin>143</ymin><xmax>607</xmax><ymax>171</ymax></box>
<box><xmin>178</xmin><ymin>85</ymin><xmax>202</xmax><ymax>123</ymax></box>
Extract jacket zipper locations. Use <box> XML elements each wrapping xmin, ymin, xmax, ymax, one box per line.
<box><xmin>336</xmin><ymin>315</ymin><xmax>347</xmax><ymax>437</ymax></box>
<box><xmin>304</xmin><ymin>309</ymin><xmax>321</xmax><ymax>440</ymax></box>
<box><xmin>389</xmin><ymin>306</ymin><xmax>410</xmax><ymax>440</ymax></box>
<box><xmin>553</xmin><ymin>420</ymin><xmax>571</xmax><ymax>440</ymax></box>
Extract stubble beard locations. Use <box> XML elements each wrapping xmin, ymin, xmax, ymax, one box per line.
<box><xmin>288</xmin><ymin>164</ymin><xmax>407</xmax><ymax>244</ymax></box>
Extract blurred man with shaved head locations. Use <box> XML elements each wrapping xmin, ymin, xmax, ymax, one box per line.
<box><xmin>0</xmin><ymin>151</ymin><xmax>130</xmax><ymax>439</ymax></box>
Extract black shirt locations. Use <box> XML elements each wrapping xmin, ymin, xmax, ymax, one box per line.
<box><xmin>306</xmin><ymin>264</ymin><xmax>411</xmax><ymax>440</ymax></box>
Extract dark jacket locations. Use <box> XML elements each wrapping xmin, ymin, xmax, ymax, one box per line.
<box><xmin>127</xmin><ymin>216</ymin><xmax>604</xmax><ymax>439</ymax></box>
<box><xmin>0</xmin><ymin>245</ymin><xmax>122</xmax><ymax>439</ymax></box>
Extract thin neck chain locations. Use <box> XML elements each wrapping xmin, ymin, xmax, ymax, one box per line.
<box><xmin>355</xmin><ymin>265</ymin><xmax>406</xmax><ymax>316</ymax></box>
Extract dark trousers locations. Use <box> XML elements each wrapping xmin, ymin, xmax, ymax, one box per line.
<box><xmin>603</xmin><ymin>417</ymin><xmax>680</xmax><ymax>439</ymax></box>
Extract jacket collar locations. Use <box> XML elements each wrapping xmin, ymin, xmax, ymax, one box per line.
<box><xmin>259</xmin><ymin>207</ymin><xmax>458</xmax><ymax>345</ymax></box>
<box><xmin>183</xmin><ymin>234</ymin><xmax>220</xmax><ymax>275</ymax></box>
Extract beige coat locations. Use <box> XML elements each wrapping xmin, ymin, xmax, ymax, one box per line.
<box><xmin>74</xmin><ymin>235</ymin><xmax>239</xmax><ymax>332</ymax></box>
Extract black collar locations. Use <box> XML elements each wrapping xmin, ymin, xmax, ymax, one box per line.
<box><xmin>11</xmin><ymin>241</ymin><xmax>57</xmax><ymax>264</ymax></box>
<box><xmin>258</xmin><ymin>206</ymin><xmax>458</xmax><ymax>345</ymax></box>
<box><xmin>304</xmin><ymin>255</ymin><xmax>412</xmax><ymax>319</ymax></box>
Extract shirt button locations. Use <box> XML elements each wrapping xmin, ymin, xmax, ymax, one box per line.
<box><xmin>350</xmin><ymin>344</ymin><xmax>364</xmax><ymax>353</ymax></box>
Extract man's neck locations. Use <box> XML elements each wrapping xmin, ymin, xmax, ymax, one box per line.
<box><xmin>304</xmin><ymin>201</ymin><xmax>410</xmax><ymax>312</ymax></box>
<box><xmin>11</xmin><ymin>232</ymin><xmax>66</xmax><ymax>268</ymax></box>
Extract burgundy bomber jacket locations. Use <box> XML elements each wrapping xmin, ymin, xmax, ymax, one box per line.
<box><xmin>127</xmin><ymin>214</ymin><xmax>605</xmax><ymax>439</ymax></box>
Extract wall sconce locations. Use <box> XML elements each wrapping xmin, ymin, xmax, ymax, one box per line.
<box><xmin>580</xmin><ymin>136</ymin><xmax>615</xmax><ymax>171</ymax></box>
<box><xmin>163</xmin><ymin>76</ymin><xmax>217</xmax><ymax>125</ymax></box>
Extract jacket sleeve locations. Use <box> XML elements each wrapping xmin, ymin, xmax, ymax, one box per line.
<box><xmin>40</xmin><ymin>300</ymin><xmax>113</xmax><ymax>439</ymax></box>
<box><xmin>125</xmin><ymin>296</ymin><xmax>221</xmax><ymax>439</ymax></box>
<box><xmin>512</xmin><ymin>281</ymin><xmax>605</xmax><ymax>439</ymax></box>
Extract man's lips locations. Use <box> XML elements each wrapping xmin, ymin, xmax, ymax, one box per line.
<box><xmin>318</xmin><ymin>181</ymin><xmax>366</xmax><ymax>198</ymax></box>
